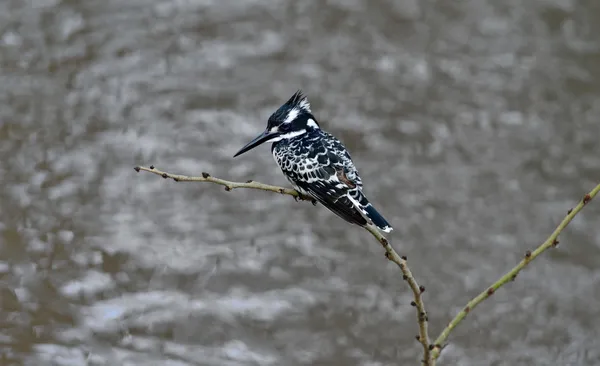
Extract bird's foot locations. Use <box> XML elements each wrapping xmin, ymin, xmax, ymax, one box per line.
<box><xmin>293</xmin><ymin>190</ymin><xmax>303</xmax><ymax>202</ymax></box>
<box><xmin>293</xmin><ymin>190</ymin><xmax>317</xmax><ymax>205</ymax></box>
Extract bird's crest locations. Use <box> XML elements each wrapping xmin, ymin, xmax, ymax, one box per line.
<box><xmin>269</xmin><ymin>90</ymin><xmax>312</xmax><ymax>127</ymax></box>
<box><xmin>285</xmin><ymin>90</ymin><xmax>311</xmax><ymax>113</ymax></box>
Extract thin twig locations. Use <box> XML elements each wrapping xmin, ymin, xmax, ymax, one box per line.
<box><xmin>135</xmin><ymin>165</ymin><xmax>432</xmax><ymax>365</ymax></box>
<box><xmin>134</xmin><ymin>165</ymin><xmax>315</xmax><ymax>201</ymax></box>
<box><xmin>430</xmin><ymin>183</ymin><xmax>600</xmax><ymax>362</ymax></box>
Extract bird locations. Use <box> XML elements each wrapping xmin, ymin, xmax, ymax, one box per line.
<box><xmin>233</xmin><ymin>90</ymin><xmax>393</xmax><ymax>233</ymax></box>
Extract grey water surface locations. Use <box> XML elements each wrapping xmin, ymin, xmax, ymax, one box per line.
<box><xmin>1</xmin><ymin>1</ymin><xmax>600</xmax><ymax>365</ymax></box>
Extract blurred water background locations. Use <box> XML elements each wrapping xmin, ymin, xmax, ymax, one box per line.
<box><xmin>1</xmin><ymin>0</ymin><xmax>600</xmax><ymax>365</ymax></box>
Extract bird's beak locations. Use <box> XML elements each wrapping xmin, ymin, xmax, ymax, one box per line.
<box><xmin>233</xmin><ymin>129</ymin><xmax>280</xmax><ymax>157</ymax></box>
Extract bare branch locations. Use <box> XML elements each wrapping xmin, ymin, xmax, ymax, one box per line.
<box><xmin>363</xmin><ymin>224</ymin><xmax>431</xmax><ymax>363</ymax></box>
<box><xmin>135</xmin><ymin>165</ymin><xmax>432</xmax><ymax>365</ymax></box>
<box><xmin>430</xmin><ymin>183</ymin><xmax>600</xmax><ymax>362</ymax></box>
<box><xmin>136</xmin><ymin>165</ymin><xmax>599</xmax><ymax>364</ymax></box>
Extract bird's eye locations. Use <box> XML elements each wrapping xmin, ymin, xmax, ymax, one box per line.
<box><xmin>279</xmin><ymin>123</ymin><xmax>290</xmax><ymax>132</ymax></box>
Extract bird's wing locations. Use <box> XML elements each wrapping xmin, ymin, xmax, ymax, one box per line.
<box><xmin>322</xmin><ymin>132</ymin><xmax>363</xmax><ymax>188</ymax></box>
<box><xmin>295</xmin><ymin>172</ymin><xmax>368</xmax><ymax>227</ymax></box>
<box><xmin>292</xmin><ymin>134</ymin><xmax>368</xmax><ymax>226</ymax></box>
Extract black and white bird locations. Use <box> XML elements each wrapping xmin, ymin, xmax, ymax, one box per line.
<box><xmin>233</xmin><ymin>90</ymin><xmax>393</xmax><ymax>233</ymax></box>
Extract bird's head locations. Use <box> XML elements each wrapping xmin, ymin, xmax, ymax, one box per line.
<box><xmin>234</xmin><ymin>90</ymin><xmax>320</xmax><ymax>157</ymax></box>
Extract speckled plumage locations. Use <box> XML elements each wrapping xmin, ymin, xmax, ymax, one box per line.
<box><xmin>272</xmin><ymin>128</ymin><xmax>371</xmax><ymax>226</ymax></box>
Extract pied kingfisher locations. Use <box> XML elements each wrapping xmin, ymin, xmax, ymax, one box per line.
<box><xmin>234</xmin><ymin>90</ymin><xmax>393</xmax><ymax>233</ymax></box>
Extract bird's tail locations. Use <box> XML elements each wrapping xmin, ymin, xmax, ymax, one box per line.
<box><xmin>346</xmin><ymin>190</ymin><xmax>393</xmax><ymax>233</ymax></box>
<box><xmin>364</xmin><ymin>203</ymin><xmax>393</xmax><ymax>233</ymax></box>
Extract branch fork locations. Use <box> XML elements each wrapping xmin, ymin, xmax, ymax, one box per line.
<box><xmin>135</xmin><ymin>165</ymin><xmax>433</xmax><ymax>364</ymax></box>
